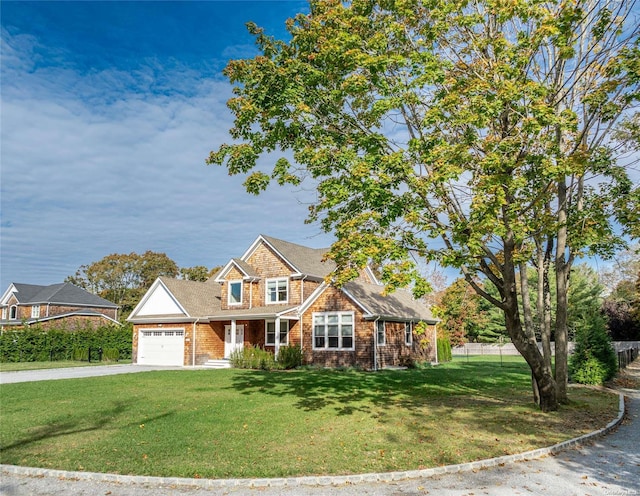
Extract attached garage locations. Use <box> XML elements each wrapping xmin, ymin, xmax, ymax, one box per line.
<box><xmin>137</xmin><ymin>328</ymin><xmax>185</xmax><ymax>366</ymax></box>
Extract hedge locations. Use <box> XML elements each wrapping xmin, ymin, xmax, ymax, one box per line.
<box><xmin>0</xmin><ymin>323</ymin><xmax>132</xmax><ymax>363</ymax></box>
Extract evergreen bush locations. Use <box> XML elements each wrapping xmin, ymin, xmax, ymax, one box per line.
<box><xmin>569</xmin><ymin>310</ymin><xmax>617</xmax><ymax>385</ymax></box>
<box><xmin>437</xmin><ymin>337</ymin><xmax>452</xmax><ymax>362</ymax></box>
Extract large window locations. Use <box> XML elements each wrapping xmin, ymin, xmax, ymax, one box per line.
<box><xmin>376</xmin><ymin>321</ymin><xmax>386</xmax><ymax>346</ymax></box>
<box><xmin>266</xmin><ymin>278</ymin><xmax>288</xmax><ymax>304</ymax></box>
<box><xmin>31</xmin><ymin>305</ymin><xmax>40</xmax><ymax>319</ymax></box>
<box><xmin>265</xmin><ymin>320</ymin><xmax>289</xmax><ymax>345</ymax></box>
<box><xmin>313</xmin><ymin>312</ymin><xmax>354</xmax><ymax>350</ymax></box>
<box><xmin>228</xmin><ymin>280</ymin><xmax>242</xmax><ymax>305</ymax></box>
<box><xmin>405</xmin><ymin>322</ymin><xmax>412</xmax><ymax>346</ymax></box>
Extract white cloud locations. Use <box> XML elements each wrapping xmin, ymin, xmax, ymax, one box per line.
<box><xmin>0</xmin><ymin>29</ymin><xmax>333</xmax><ymax>289</ymax></box>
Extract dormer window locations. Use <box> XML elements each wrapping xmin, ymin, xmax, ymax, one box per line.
<box><xmin>228</xmin><ymin>281</ymin><xmax>243</xmax><ymax>305</ymax></box>
<box><xmin>266</xmin><ymin>278</ymin><xmax>288</xmax><ymax>304</ymax></box>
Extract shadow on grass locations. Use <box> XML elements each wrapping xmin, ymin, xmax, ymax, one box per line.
<box><xmin>227</xmin><ymin>361</ymin><xmax>535</xmax><ymax>436</ymax></box>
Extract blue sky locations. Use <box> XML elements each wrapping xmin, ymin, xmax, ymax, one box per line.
<box><xmin>1</xmin><ymin>0</ymin><xmax>335</xmax><ymax>289</ymax></box>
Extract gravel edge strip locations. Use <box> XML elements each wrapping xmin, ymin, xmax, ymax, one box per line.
<box><xmin>0</xmin><ymin>391</ymin><xmax>626</xmax><ymax>489</ymax></box>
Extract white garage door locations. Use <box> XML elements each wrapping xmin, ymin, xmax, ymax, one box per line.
<box><xmin>138</xmin><ymin>329</ymin><xmax>185</xmax><ymax>366</ymax></box>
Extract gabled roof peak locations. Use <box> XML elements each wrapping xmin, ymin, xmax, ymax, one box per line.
<box><xmin>246</xmin><ymin>234</ymin><xmax>336</xmax><ymax>279</ymax></box>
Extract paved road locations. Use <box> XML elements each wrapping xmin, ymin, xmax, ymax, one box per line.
<box><xmin>1</xmin><ymin>362</ymin><xmax>639</xmax><ymax>496</ymax></box>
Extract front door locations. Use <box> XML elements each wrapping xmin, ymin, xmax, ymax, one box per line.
<box><xmin>224</xmin><ymin>324</ymin><xmax>245</xmax><ymax>358</ymax></box>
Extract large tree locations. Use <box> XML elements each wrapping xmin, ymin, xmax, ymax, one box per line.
<box><xmin>209</xmin><ymin>0</ymin><xmax>639</xmax><ymax>411</ymax></box>
<box><xmin>67</xmin><ymin>251</ymin><xmax>179</xmax><ymax>315</ymax></box>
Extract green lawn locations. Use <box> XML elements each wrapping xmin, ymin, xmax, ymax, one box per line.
<box><xmin>0</xmin><ymin>359</ymin><xmax>618</xmax><ymax>479</ymax></box>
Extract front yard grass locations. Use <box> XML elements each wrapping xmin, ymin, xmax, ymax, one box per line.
<box><xmin>0</xmin><ymin>358</ymin><xmax>618</xmax><ymax>479</ymax></box>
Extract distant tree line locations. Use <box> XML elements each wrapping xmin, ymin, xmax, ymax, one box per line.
<box><xmin>66</xmin><ymin>252</ymin><xmax>220</xmax><ymax>318</ymax></box>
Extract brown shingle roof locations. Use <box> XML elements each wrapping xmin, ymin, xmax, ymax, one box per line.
<box><xmin>343</xmin><ymin>281</ymin><xmax>438</xmax><ymax>323</ymax></box>
<box><xmin>158</xmin><ymin>277</ymin><xmax>221</xmax><ymax>318</ymax></box>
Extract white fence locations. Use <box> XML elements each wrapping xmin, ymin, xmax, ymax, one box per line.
<box><xmin>452</xmin><ymin>341</ymin><xmax>640</xmax><ymax>356</ymax></box>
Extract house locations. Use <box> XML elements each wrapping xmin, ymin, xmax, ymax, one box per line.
<box><xmin>128</xmin><ymin>235</ymin><xmax>438</xmax><ymax>369</ymax></box>
<box><xmin>0</xmin><ymin>282</ymin><xmax>120</xmax><ymax>330</ymax></box>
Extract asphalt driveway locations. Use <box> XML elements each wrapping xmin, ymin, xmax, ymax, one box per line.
<box><xmin>1</xmin><ymin>361</ymin><xmax>639</xmax><ymax>496</ymax></box>
<box><xmin>0</xmin><ymin>364</ymin><xmax>183</xmax><ymax>384</ymax></box>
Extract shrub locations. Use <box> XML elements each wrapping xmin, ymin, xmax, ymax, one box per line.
<box><xmin>571</xmin><ymin>357</ymin><xmax>609</xmax><ymax>385</ymax></box>
<box><xmin>398</xmin><ymin>355</ymin><xmax>417</xmax><ymax>369</ymax></box>
<box><xmin>277</xmin><ymin>345</ymin><xmax>303</xmax><ymax>369</ymax></box>
<box><xmin>73</xmin><ymin>347</ymin><xmax>89</xmax><ymax>361</ymax></box>
<box><xmin>230</xmin><ymin>345</ymin><xmax>277</xmax><ymax>370</ymax></box>
<box><xmin>437</xmin><ymin>337</ymin><xmax>452</xmax><ymax>362</ymax></box>
<box><xmin>103</xmin><ymin>348</ymin><xmax>120</xmax><ymax>362</ymax></box>
<box><xmin>0</xmin><ymin>323</ymin><xmax>132</xmax><ymax>363</ymax></box>
<box><xmin>569</xmin><ymin>309</ymin><xmax>617</xmax><ymax>385</ymax></box>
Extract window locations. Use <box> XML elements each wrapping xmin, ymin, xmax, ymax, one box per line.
<box><xmin>313</xmin><ymin>312</ymin><xmax>354</xmax><ymax>350</ymax></box>
<box><xmin>265</xmin><ymin>320</ymin><xmax>289</xmax><ymax>345</ymax></box>
<box><xmin>266</xmin><ymin>278</ymin><xmax>288</xmax><ymax>304</ymax></box>
<box><xmin>10</xmin><ymin>305</ymin><xmax>18</xmax><ymax>320</ymax></box>
<box><xmin>31</xmin><ymin>305</ymin><xmax>40</xmax><ymax>319</ymax></box>
<box><xmin>1</xmin><ymin>308</ymin><xmax>6</xmax><ymax>320</ymax></box>
<box><xmin>376</xmin><ymin>321</ymin><xmax>386</xmax><ymax>346</ymax></box>
<box><xmin>405</xmin><ymin>322</ymin><xmax>412</xmax><ymax>346</ymax></box>
<box><xmin>228</xmin><ymin>280</ymin><xmax>242</xmax><ymax>305</ymax></box>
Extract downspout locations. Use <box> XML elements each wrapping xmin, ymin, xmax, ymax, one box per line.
<box><xmin>275</xmin><ymin>316</ymin><xmax>281</xmax><ymax>358</ymax></box>
<box><xmin>373</xmin><ymin>316</ymin><xmax>380</xmax><ymax>371</ymax></box>
<box><xmin>299</xmin><ymin>275</ymin><xmax>307</xmax><ymax>352</ymax></box>
<box><xmin>192</xmin><ymin>319</ymin><xmax>199</xmax><ymax>367</ymax></box>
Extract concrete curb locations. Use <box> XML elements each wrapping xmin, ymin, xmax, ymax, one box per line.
<box><xmin>0</xmin><ymin>391</ymin><xmax>626</xmax><ymax>490</ymax></box>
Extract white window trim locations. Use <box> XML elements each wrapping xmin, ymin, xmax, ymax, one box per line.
<box><xmin>376</xmin><ymin>321</ymin><xmax>386</xmax><ymax>346</ymax></box>
<box><xmin>265</xmin><ymin>277</ymin><xmax>289</xmax><ymax>305</ymax></box>
<box><xmin>228</xmin><ymin>280</ymin><xmax>243</xmax><ymax>305</ymax></box>
<box><xmin>405</xmin><ymin>322</ymin><xmax>412</xmax><ymax>346</ymax></box>
<box><xmin>10</xmin><ymin>305</ymin><xmax>18</xmax><ymax>320</ymax></box>
<box><xmin>265</xmin><ymin>320</ymin><xmax>290</xmax><ymax>346</ymax></box>
<box><xmin>312</xmin><ymin>311</ymin><xmax>355</xmax><ymax>351</ymax></box>
<box><xmin>31</xmin><ymin>305</ymin><xmax>40</xmax><ymax>319</ymax></box>
<box><xmin>1</xmin><ymin>308</ymin><xmax>6</xmax><ymax>320</ymax></box>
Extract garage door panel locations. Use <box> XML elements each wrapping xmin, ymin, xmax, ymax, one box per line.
<box><xmin>138</xmin><ymin>329</ymin><xmax>185</xmax><ymax>366</ymax></box>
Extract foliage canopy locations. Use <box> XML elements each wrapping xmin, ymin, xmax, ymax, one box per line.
<box><xmin>210</xmin><ymin>0</ymin><xmax>639</xmax><ymax>410</ymax></box>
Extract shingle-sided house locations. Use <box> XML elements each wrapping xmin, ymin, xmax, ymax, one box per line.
<box><xmin>0</xmin><ymin>282</ymin><xmax>120</xmax><ymax>329</ymax></box>
<box><xmin>128</xmin><ymin>235</ymin><xmax>438</xmax><ymax>369</ymax></box>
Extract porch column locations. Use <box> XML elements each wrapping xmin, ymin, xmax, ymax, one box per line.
<box><xmin>231</xmin><ymin>319</ymin><xmax>237</xmax><ymax>351</ymax></box>
<box><xmin>275</xmin><ymin>316</ymin><xmax>281</xmax><ymax>358</ymax></box>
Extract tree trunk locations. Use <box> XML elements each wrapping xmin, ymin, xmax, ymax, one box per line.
<box><xmin>503</xmin><ymin>250</ymin><xmax>558</xmax><ymax>411</ymax></box>
<box><xmin>532</xmin><ymin>373</ymin><xmax>540</xmax><ymax>406</ymax></box>
<box><xmin>520</xmin><ymin>262</ymin><xmax>545</xmax><ymax>404</ymax></box>
<box><xmin>537</xmin><ymin>237</ymin><xmax>553</xmax><ymax>372</ymax></box>
<box><xmin>555</xmin><ymin>178</ymin><xmax>569</xmax><ymax>403</ymax></box>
